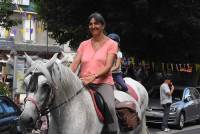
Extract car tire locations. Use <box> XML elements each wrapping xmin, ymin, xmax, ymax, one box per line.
<box><xmin>196</xmin><ymin>117</ymin><xmax>200</xmax><ymax>124</ymax></box>
<box><xmin>176</xmin><ymin>113</ymin><xmax>185</xmax><ymax>130</ymax></box>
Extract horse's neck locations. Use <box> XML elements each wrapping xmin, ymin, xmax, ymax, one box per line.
<box><xmin>49</xmin><ymin>89</ymin><xmax>102</xmax><ymax>134</ymax></box>
<box><xmin>49</xmin><ymin>65</ymin><xmax>84</xmax><ymax>133</ymax></box>
<box><xmin>49</xmin><ymin>93</ymin><xmax>80</xmax><ymax>131</ymax></box>
<box><xmin>52</xmin><ymin>63</ymin><xmax>83</xmax><ymax>100</ymax></box>
<box><xmin>49</xmin><ymin>64</ymin><xmax>103</xmax><ymax>134</ymax></box>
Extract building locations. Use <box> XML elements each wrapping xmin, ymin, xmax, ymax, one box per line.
<box><xmin>0</xmin><ymin>0</ymin><xmax>61</xmax><ymax>57</ymax></box>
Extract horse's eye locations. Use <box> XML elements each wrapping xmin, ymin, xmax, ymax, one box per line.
<box><xmin>41</xmin><ymin>83</ymin><xmax>51</xmax><ymax>90</ymax></box>
<box><xmin>26</xmin><ymin>80</ymin><xmax>37</xmax><ymax>92</ymax></box>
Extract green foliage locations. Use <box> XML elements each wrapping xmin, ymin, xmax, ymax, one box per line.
<box><xmin>34</xmin><ymin>0</ymin><xmax>140</xmax><ymax>49</ymax></box>
<box><xmin>142</xmin><ymin>0</ymin><xmax>200</xmax><ymax>63</ymax></box>
<box><xmin>0</xmin><ymin>0</ymin><xmax>18</xmax><ymax>29</ymax></box>
<box><xmin>0</xmin><ymin>82</ymin><xmax>11</xmax><ymax>96</ymax></box>
<box><xmin>35</xmin><ymin>0</ymin><xmax>200</xmax><ymax>63</ymax></box>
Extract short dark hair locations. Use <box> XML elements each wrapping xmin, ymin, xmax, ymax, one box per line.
<box><xmin>88</xmin><ymin>12</ymin><xmax>106</xmax><ymax>26</ymax></box>
<box><xmin>163</xmin><ymin>75</ymin><xmax>172</xmax><ymax>81</ymax></box>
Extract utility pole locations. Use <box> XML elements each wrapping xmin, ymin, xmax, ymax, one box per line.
<box><xmin>46</xmin><ymin>24</ymin><xmax>48</xmax><ymax>58</ymax></box>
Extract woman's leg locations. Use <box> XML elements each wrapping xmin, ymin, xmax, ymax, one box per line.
<box><xmin>96</xmin><ymin>84</ymin><xmax>119</xmax><ymax>133</ymax></box>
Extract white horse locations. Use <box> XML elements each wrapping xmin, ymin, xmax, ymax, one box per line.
<box><xmin>20</xmin><ymin>54</ymin><xmax>149</xmax><ymax>134</ymax></box>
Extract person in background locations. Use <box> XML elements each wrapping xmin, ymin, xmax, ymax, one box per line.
<box><xmin>7</xmin><ymin>50</ymin><xmax>17</xmax><ymax>97</ymax></box>
<box><xmin>1</xmin><ymin>54</ymin><xmax>8</xmax><ymax>83</ymax></box>
<box><xmin>70</xmin><ymin>12</ymin><xmax>119</xmax><ymax>134</ymax></box>
<box><xmin>160</xmin><ymin>76</ymin><xmax>175</xmax><ymax>132</ymax></box>
<box><xmin>108</xmin><ymin>33</ymin><xmax>128</xmax><ymax>92</ymax></box>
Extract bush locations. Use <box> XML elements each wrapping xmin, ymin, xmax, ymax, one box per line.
<box><xmin>0</xmin><ymin>82</ymin><xmax>11</xmax><ymax>96</ymax></box>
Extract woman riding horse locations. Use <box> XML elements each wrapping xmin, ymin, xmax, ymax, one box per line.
<box><xmin>20</xmin><ymin>13</ymin><xmax>149</xmax><ymax>134</ymax></box>
<box><xmin>70</xmin><ymin>12</ymin><xmax>119</xmax><ymax>134</ymax></box>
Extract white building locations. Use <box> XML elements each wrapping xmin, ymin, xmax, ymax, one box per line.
<box><xmin>0</xmin><ymin>0</ymin><xmax>61</xmax><ymax>57</ymax></box>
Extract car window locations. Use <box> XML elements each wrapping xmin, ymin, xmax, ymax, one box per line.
<box><xmin>0</xmin><ymin>105</ymin><xmax>4</xmax><ymax>113</ymax></box>
<box><xmin>184</xmin><ymin>88</ymin><xmax>197</xmax><ymax>100</ymax></box>
<box><xmin>183</xmin><ymin>88</ymin><xmax>191</xmax><ymax>100</ymax></box>
<box><xmin>191</xmin><ymin>88</ymin><xmax>200</xmax><ymax>99</ymax></box>
<box><xmin>0</xmin><ymin>99</ymin><xmax>16</xmax><ymax>113</ymax></box>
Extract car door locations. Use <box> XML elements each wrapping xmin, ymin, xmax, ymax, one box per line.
<box><xmin>0</xmin><ymin>97</ymin><xmax>18</xmax><ymax>134</ymax></box>
<box><xmin>0</xmin><ymin>99</ymin><xmax>11</xmax><ymax>134</ymax></box>
<box><xmin>191</xmin><ymin>88</ymin><xmax>200</xmax><ymax>119</ymax></box>
<box><xmin>183</xmin><ymin>88</ymin><xmax>197</xmax><ymax>121</ymax></box>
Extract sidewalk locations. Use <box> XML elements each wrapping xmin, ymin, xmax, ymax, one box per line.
<box><xmin>149</xmin><ymin>125</ymin><xmax>200</xmax><ymax>134</ymax></box>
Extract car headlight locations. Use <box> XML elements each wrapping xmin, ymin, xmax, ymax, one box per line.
<box><xmin>170</xmin><ymin>106</ymin><xmax>177</xmax><ymax>112</ymax></box>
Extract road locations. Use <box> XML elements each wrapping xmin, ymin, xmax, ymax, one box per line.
<box><xmin>148</xmin><ymin>122</ymin><xmax>200</xmax><ymax>134</ymax></box>
<box><xmin>28</xmin><ymin>122</ymin><xmax>200</xmax><ymax>134</ymax></box>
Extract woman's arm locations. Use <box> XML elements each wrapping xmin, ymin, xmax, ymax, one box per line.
<box><xmin>96</xmin><ymin>53</ymin><xmax>116</xmax><ymax>77</ymax></box>
<box><xmin>81</xmin><ymin>53</ymin><xmax>116</xmax><ymax>85</ymax></box>
<box><xmin>70</xmin><ymin>53</ymin><xmax>81</xmax><ymax>73</ymax></box>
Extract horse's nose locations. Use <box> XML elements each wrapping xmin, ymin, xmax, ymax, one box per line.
<box><xmin>20</xmin><ymin>115</ymin><xmax>34</xmax><ymax>126</ymax></box>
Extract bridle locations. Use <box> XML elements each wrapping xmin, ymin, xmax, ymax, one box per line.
<box><xmin>24</xmin><ymin>70</ymin><xmax>84</xmax><ymax>118</ymax></box>
<box><xmin>24</xmin><ymin>71</ymin><xmax>55</xmax><ymax>117</ymax></box>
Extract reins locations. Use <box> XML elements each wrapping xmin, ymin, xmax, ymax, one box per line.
<box><xmin>24</xmin><ymin>62</ymin><xmax>85</xmax><ymax>118</ymax></box>
<box><xmin>41</xmin><ymin>86</ymin><xmax>85</xmax><ymax>116</ymax></box>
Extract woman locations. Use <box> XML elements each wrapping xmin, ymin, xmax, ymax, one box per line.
<box><xmin>108</xmin><ymin>33</ymin><xmax>128</xmax><ymax>92</ymax></box>
<box><xmin>70</xmin><ymin>12</ymin><xmax>119</xmax><ymax>133</ymax></box>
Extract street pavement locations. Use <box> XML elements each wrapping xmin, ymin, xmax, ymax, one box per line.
<box><xmin>27</xmin><ymin>122</ymin><xmax>200</xmax><ymax>134</ymax></box>
<box><xmin>148</xmin><ymin>122</ymin><xmax>200</xmax><ymax>134</ymax></box>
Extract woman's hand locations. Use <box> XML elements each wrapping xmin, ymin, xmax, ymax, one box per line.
<box><xmin>80</xmin><ymin>74</ymin><xmax>96</xmax><ymax>85</ymax></box>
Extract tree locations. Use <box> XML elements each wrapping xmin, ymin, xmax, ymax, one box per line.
<box><xmin>145</xmin><ymin>0</ymin><xmax>200</xmax><ymax>63</ymax></box>
<box><xmin>0</xmin><ymin>0</ymin><xmax>18</xmax><ymax>29</ymax></box>
<box><xmin>35</xmin><ymin>0</ymin><xmax>200</xmax><ymax>63</ymax></box>
<box><xmin>35</xmin><ymin>0</ymin><xmax>144</xmax><ymax>49</ymax></box>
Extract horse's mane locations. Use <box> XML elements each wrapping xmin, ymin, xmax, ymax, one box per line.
<box><xmin>25</xmin><ymin>59</ymin><xmax>84</xmax><ymax>100</ymax></box>
<box><xmin>51</xmin><ymin>62</ymin><xmax>84</xmax><ymax>99</ymax></box>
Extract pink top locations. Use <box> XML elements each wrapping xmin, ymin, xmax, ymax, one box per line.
<box><xmin>77</xmin><ymin>38</ymin><xmax>118</xmax><ymax>85</ymax></box>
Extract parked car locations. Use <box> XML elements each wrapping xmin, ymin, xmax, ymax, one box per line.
<box><xmin>146</xmin><ymin>85</ymin><xmax>200</xmax><ymax>129</ymax></box>
<box><xmin>0</xmin><ymin>95</ymin><xmax>22</xmax><ymax>134</ymax></box>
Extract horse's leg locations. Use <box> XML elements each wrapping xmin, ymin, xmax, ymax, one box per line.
<box><xmin>139</xmin><ymin>113</ymin><xmax>149</xmax><ymax>134</ymax></box>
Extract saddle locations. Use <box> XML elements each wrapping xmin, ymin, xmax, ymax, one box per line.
<box><xmin>88</xmin><ymin>87</ymin><xmax>140</xmax><ymax>131</ymax></box>
<box><xmin>116</xmin><ymin>101</ymin><xmax>140</xmax><ymax>131</ymax></box>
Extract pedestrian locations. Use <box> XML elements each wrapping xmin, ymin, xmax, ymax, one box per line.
<box><xmin>70</xmin><ymin>12</ymin><xmax>119</xmax><ymax>134</ymax></box>
<box><xmin>1</xmin><ymin>54</ymin><xmax>8</xmax><ymax>83</ymax></box>
<box><xmin>7</xmin><ymin>50</ymin><xmax>17</xmax><ymax>98</ymax></box>
<box><xmin>108</xmin><ymin>33</ymin><xmax>128</xmax><ymax>92</ymax></box>
<box><xmin>160</xmin><ymin>76</ymin><xmax>175</xmax><ymax>132</ymax></box>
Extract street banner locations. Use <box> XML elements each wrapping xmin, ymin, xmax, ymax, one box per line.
<box><xmin>12</xmin><ymin>0</ymin><xmax>30</xmax><ymax>6</ymax></box>
<box><xmin>15</xmin><ymin>56</ymin><xmax>26</xmax><ymax>93</ymax></box>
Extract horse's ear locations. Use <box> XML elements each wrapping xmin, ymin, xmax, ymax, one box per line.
<box><xmin>24</xmin><ymin>52</ymin><xmax>34</xmax><ymax>66</ymax></box>
<box><xmin>60</xmin><ymin>52</ymin><xmax>69</xmax><ymax>63</ymax></box>
<box><xmin>46</xmin><ymin>53</ymin><xmax>58</xmax><ymax>69</ymax></box>
<box><xmin>61</xmin><ymin>51</ymin><xmax>65</xmax><ymax>56</ymax></box>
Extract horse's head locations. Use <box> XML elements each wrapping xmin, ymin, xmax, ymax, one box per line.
<box><xmin>20</xmin><ymin>53</ymin><xmax>57</xmax><ymax>129</ymax></box>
